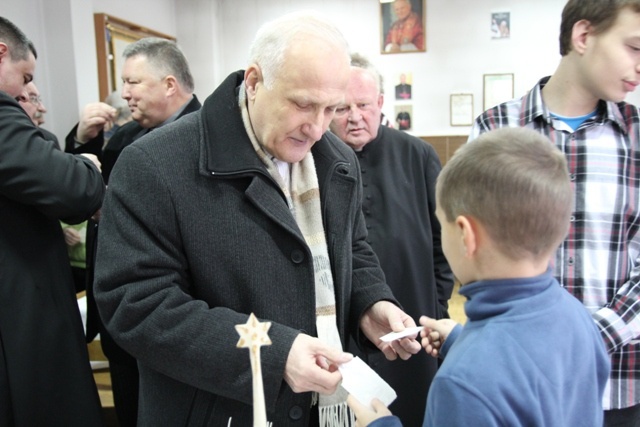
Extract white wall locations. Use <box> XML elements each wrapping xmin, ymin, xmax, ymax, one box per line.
<box><xmin>5</xmin><ymin>0</ymin><xmax>640</xmax><ymax>141</ymax></box>
<box><xmin>210</xmin><ymin>0</ymin><xmax>566</xmax><ymax>136</ymax></box>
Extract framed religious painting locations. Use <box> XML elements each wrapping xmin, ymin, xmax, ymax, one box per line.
<box><xmin>380</xmin><ymin>0</ymin><xmax>426</xmax><ymax>54</ymax></box>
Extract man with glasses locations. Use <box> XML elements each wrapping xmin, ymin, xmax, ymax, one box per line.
<box><xmin>17</xmin><ymin>81</ymin><xmax>59</xmax><ymax>147</ymax></box>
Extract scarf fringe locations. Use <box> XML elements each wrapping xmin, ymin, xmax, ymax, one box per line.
<box><xmin>227</xmin><ymin>417</ymin><xmax>272</xmax><ymax>427</ymax></box>
<box><xmin>319</xmin><ymin>402</ymin><xmax>356</xmax><ymax>427</ymax></box>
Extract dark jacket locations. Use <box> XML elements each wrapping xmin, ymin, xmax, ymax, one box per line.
<box><xmin>0</xmin><ymin>91</ymin><xmax>105</xmax><ymax>426</ymax></box>
<box><xmin>101</xmin><ymin>96</ymin><xmax>201</xmax><ymax>183</ymax></box>
<box><xmin>65</xmin><ymin>96</ymin><xmax>202</xmax><ymax>184</ymax></box>
<box><xmin>94</xmin><ymin>71</ymin><xmax>395</xmax><ymax>426</ymax></box>
<box><xmin>350</xmin><ymin>125</ymin><xmax>454</xmax><ymax>427</ymax></box>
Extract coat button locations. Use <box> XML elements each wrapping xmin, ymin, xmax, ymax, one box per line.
<box><xmin>291</xmin><ymin>249</ymin><xmax>304</xmax><ymax>264</ymax></box>
<box><xmin>289</xmin><ymin>405</ymin><xmax>303</xmax><ymax>420</ymax></box>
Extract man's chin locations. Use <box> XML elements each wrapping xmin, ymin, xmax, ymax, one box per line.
<box><xmin>345</xmin><ymin>139</ymin><xmax>369</xmax><ymax>151</ymax></box>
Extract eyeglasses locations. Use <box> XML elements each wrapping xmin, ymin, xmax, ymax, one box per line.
<box><xmin>16</xmin><ymin>94</ymin><xmax>43</xmax><ymax>106</ymax></box>
<box><xmin>27</xmin><ymin>95</ymin><xmax>42</xmax><ymax>105</ymax></box>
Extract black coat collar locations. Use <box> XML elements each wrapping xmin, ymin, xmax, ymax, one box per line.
<box><xmin>199</xmin><ymin>71</ymin><xmax>355</xmax><ymax>181</ymax></box>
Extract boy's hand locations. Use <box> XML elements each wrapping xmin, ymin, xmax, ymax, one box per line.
<box><xmin>420</xmin><ymin>316</ymin><xmax>458</xmax><ymax>358</ymax></box>
<box><xmin>347</xmin><ymin>395</ymin><xmax>392</xmax><ymax>427</ymax></box>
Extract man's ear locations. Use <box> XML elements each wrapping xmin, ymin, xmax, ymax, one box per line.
<box><xmin>377</xmin><ymin>93</ymin><xmax>384</xmax><ymax>109</ymax></box>
<box><xmin>0</xmin><ymin>43</ymin><xmax>9</xmax><ymax>62</ymax></box>
<box><xmin>164</xmin><ymin>75</ymin><xmax>178</xmax><ymax>96</ymax></box>
<box><xmin>571</xmin><ymin>19</ymin><xmax>592</xmax><ymax>54</ymax></box>
<box><xmin>244</xmin><ymin>64</ymin><xmax>263</xmax><ymax>101</ymax></box>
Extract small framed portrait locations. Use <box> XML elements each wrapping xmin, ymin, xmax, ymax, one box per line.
<box><xmin>394</xmin><ymin>105</ymin><xmax>413</xmax><ymax>131</ymax></box>
<box><xmin>483</xmin><ymin>73</ymin><xmax>514</xmax><ymax>110</ymax></box>
<box><xmin>450</xmin><ymin>93</ymin><xmax>474</xmax><ymax>126</ymax></box>
<box><xmin>395</xmin><ymin>72</ymin><xmax>413</xmax><ymax>100</ymax></box>
<box><xmin>380</xmin><ymin>0</ymin><xmax>426</xmax><ymax>54</ymax></box>
<box><xmin>491</xmin><ymin>12</ymin><xmax>511</xmax><ymax>39</ymax></box>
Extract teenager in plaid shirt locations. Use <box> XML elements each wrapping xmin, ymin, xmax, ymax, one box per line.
<box><xmin>470</xmin><ymin>1</ymin><xmax>640</xmax><ymax>425</ymax></box>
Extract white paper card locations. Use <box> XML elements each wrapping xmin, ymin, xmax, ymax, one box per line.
<box><xmin>338</xmin><ymin>356</ymin><xmax>396</xmax><ymax>408</ymax></box>
<box><xmin>379</xmin><ymin>326</ymin><xmax>423</xmax><ymax>343</ymax></box>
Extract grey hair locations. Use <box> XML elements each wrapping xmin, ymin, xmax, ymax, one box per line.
<box><xmin>123</xmin><ymin>37</ymin><xmax>194</xmax><ymax>92</ymax></box>
<box><xmin>350</xmin><ymin>52</ymin><xmax>384</xmax><ymax>95</ymax></box>
<box><xmin>0</xmin><ymin>16</ymin><xmax>37</xmax><ymax>61</ymax></box>
<box><xmin>248</xmin><ymin>11</ymin><xmax>350</xmax><ymax>89</ymax></box>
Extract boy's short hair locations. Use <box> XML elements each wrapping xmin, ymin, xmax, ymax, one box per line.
<box><xmin>559</xmin><ymin>0</ymin><xmax>640</xmax><ymax>55</ymax></box>
<box><xmin>437</xmin><ymin>127</ymin><xmax>572</xmax><ymax>261</ymax></box>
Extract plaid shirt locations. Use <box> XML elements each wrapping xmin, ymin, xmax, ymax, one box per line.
<box><xmin>470</xmin><ymin>77</ymin><xmax>640</xmax><ymax>410</ymax></box>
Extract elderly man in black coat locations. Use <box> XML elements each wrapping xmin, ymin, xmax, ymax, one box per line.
<box><xmin>330</xmin><ymin>53</ymin><xmax>454</xmax><ymax>427</ymax></box>
<box><xmin>95</xmin><ymin>12</ymin><xmax>421</xmax><ymax>427</ymax></box>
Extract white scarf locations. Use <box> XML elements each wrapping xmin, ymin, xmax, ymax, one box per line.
<box><xmin>239</xmin><ymin>85</ymin><xmax>354</xmax><ymax>426</ymax></box>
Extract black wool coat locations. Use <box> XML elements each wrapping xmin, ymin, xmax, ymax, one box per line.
<box><xmin>95</xmin><ymin>71</ymin><xmax>397</xmax><ymax>426</ymax></box>
<box><xmin>0</xmin><ymin>92</ymin><xmax>105</xmax><ymax>426</ymax></box>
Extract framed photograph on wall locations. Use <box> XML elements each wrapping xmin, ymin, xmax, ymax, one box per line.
<box><xmin>491</xmin><ymin>12</ymin><xmax>511</xmax><ymax>39</ymax></box>
<box><xmin>394</xmin><ymin>105</ymin><xmax>413</xmax><ymax>131</ymax></box>
<box><xmin>380</xmin><ymin>0</ymin><xmax>426</xmax><ymax>54</ymax></box>
<box><xmin>483</xmin><ymin>73</ymin><xmax>514</xmax><ymax>110</ymax></box>
<box><xmin>450</xmin><ymin>93</ymin><xmax>474</xmax><ymax>126</ymax></box>
<box><xmin>395</xmin><ymin>72</ymin><xmax>413</xmax><ymax>100</ymax></box>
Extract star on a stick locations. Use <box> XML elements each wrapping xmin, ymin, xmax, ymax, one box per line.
<box><xmin>236</xmin><ymin>313</ymin><xmax>272</xmax><ymax>349</ymax></box>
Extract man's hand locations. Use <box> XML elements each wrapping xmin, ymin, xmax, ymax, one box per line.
<box><xmin>76</xmin><ymin>102</ymin><xmax>118</xmax><ymax>143</ymax></box>
<box><xmin>420</xmin><ymin>316</ymin><xmax>458</xmax><ymax>358</ymax></box>
<box><xmin>347</xmin><ymin>395</ymin><xmax>392</xmax><ymax>427</ymax></box>
<box><xmin>359</xmin><ymin>301</ymin><xmax>421</xmax><ymax>361</ymax></box>
<box><xmin>62</xmin><ymin>227</ymin><xmax>82</xmax><ymax>246</ymax></box>
<box><xmin>80</xmin><ymin>153</ymin><xmax>102</xmax><ymax>172</ymax></box>
<box><xmin>284</xmin><ymin>334</ymin><xmax>353</xmax><ymax>395</ymax></box>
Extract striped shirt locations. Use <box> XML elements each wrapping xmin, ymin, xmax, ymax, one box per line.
<box><xmin>470</xmin><ymin>76</ymin><xmax>640</xmax><ymax>410</ymax></box>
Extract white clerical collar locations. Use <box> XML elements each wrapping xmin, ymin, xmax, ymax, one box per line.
<box><xmin>270</xmin><ymin>155</ymin><xmax>291</xmax><ymax>192</ymax></box>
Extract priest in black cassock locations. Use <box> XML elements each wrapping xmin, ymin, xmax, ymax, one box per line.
<box><xmin>330</xmin><ymin>53</ymin><xmax>454</xmax><ymax>427</ymax></box>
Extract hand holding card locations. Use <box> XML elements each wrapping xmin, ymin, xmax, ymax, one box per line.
<box><xmin>379</xmin><ymin>326</ymin><xmax>423</xmax><ymax>343</ymax></box>
<box><xmin>338</xmin><ymin>356</ymin><xmax>396</xmax><ymax>409</ymax></box>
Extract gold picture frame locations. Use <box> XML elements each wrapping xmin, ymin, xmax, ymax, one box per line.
<box><xmin>380</xmin><ymin>0</ymin><xmax>426</xmax><ymax>54</ymax></box>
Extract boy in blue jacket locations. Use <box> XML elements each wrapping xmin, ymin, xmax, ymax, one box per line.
<box><xmin>347</xmin><ymin>127</ymin><xmax>610</xmax><ymax>427</ymax></box>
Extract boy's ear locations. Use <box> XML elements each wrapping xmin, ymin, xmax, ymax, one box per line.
<box><xmin>571</xmin><ymin>19</ymin><xmax>592</xmax><ymax>54</ymax></box>
<box><xmin>456</xmin><ymin>215</ymin><xmax>477</xmax><ymax>257</ymax></box>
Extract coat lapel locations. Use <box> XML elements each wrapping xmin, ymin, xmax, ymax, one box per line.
<box><xmin>244</xmin><ymin>176</ymin><xmax>304</xmax><ymax>241</ymax></box>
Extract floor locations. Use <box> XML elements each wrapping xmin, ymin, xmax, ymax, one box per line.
<box><xmin>89</xmin><ymin>342</ymin><xmax>119</xmax><ymax>427</ymax></box>
<box><xmin>449</xmin><ymin>281</ymin><xmax>467</xmax><ymax>324</ymax></box>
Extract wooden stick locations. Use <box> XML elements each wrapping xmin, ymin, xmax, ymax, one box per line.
<box><xmin>236</xmin><ymin>313</ymin><xmax>272</xmax><ymax>427</ymax></box>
